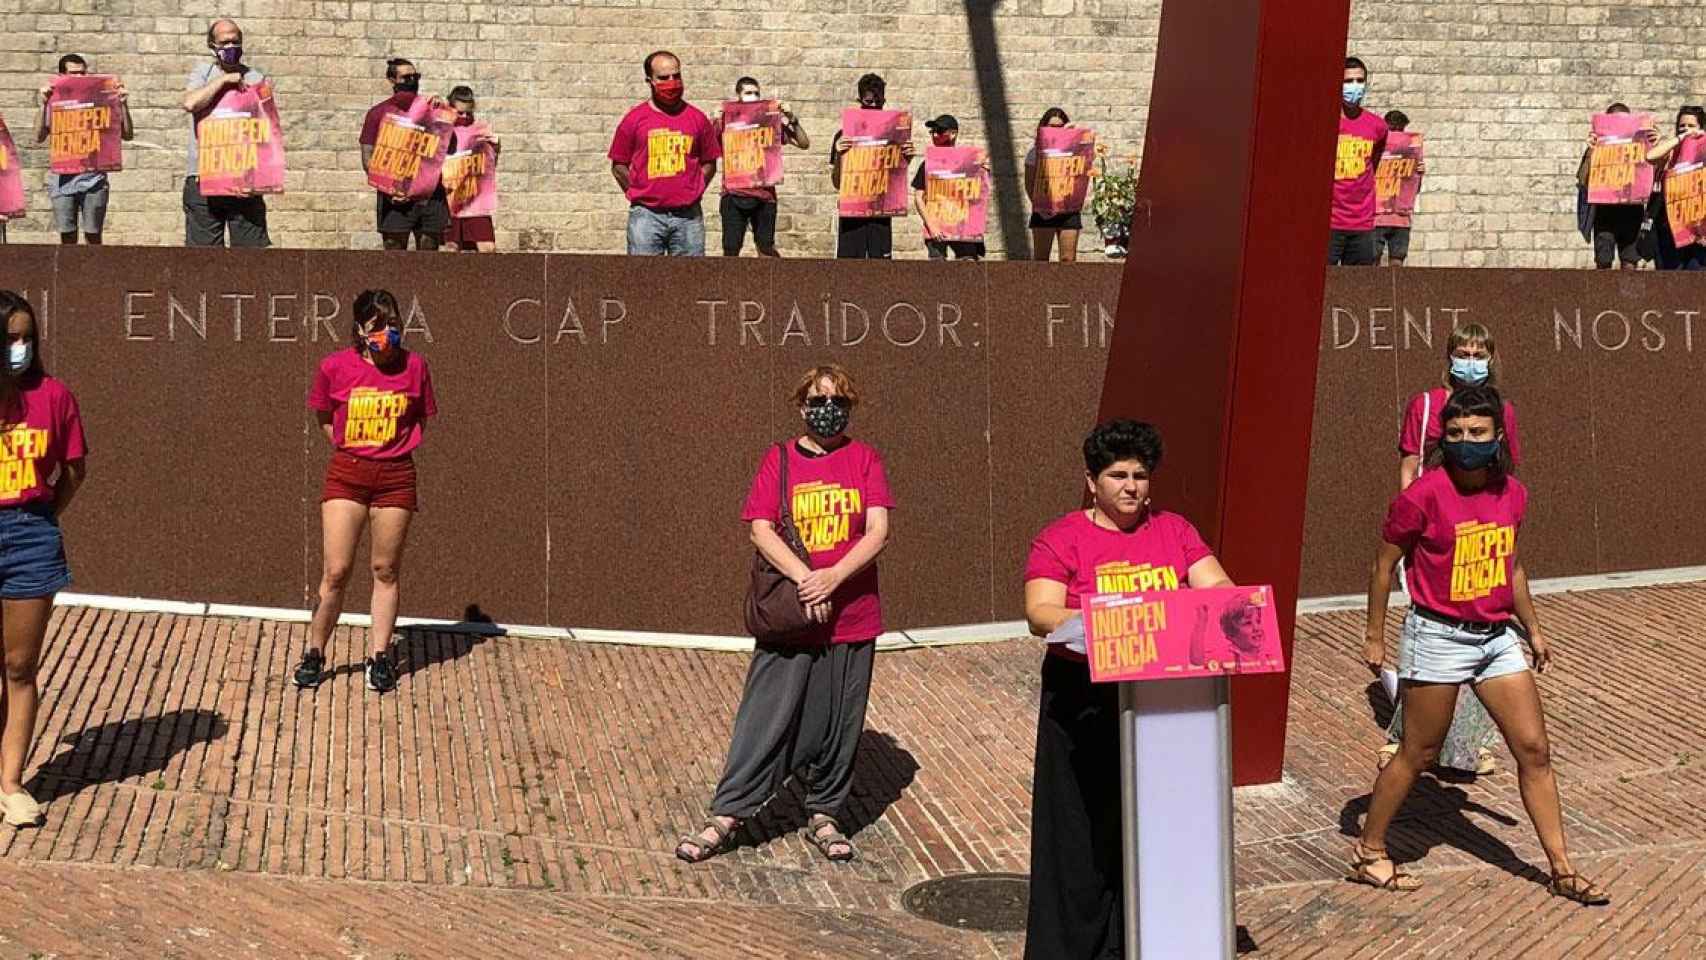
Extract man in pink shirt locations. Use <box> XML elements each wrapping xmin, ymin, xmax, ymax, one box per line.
<box><xmin>609</xmin><ymin>51</ymin><xmax>721</xmax><ymax>256</ymax></box>
<box><xmin>1329</xmin><ymin>56</ymin><xmax>1388</xmax><ymax>266</ymax></box>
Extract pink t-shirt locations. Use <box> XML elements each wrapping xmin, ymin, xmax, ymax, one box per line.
<box><xmin>359</xmin><ymin>94</ymin><xmax>414</xmax><ymax>147</ymax></box>
<box><xmin>1398</xmin><ymin>388</ymin><xmax>1523</xmax><ymax>468</ymax></box>
<box><xmin>1025</xmin><ymin>509</ymin><xmax>1214</xmax><ymax>663</ymax></box>
<box><xmin>1332</xmin><ymin>108</ymin><xmax>1388</xmax><ymax>231</ymax></box>
<box><xmin>0</xmin><ymin>376</ymin><xmax>88</xmax><ymax>509</ymax></box>
<box><xmin>1383</xmin><ymin>469</ymin><xmax>1527</xmax><ymax>623</ymax></box>
<box><xmin>308</xmin><ymin>348</ymin><xmax>438</xmax><ymax>460</ymax></box>
<box><xmin>741</xmin><ymin>439</ymin><xmax>895</xmax><ymax>644</ymax></box>
<box><xmin>609</xmin><ymin>101</ymin><xmax>721</xmax><ymax>210</ymax></box>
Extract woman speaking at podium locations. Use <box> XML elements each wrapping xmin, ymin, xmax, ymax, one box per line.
<box><xmin>1021</xmin><ymin>419</ymin><xmax>1233</xmax><ymax>959</ymax></box>
<box><xmin>1353</xmin><ymin>385</ymin><xmax>1608</xmax><ymax>905</ymax></box>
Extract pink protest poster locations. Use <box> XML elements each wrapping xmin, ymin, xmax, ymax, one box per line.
<box><xmin>367</xmin><ymin>97</ymin><xmax>455</xmax><ymax>200</ymax></box>
<box><xmin>721</xmin><ymin>99</ymin><xmax>785</xmax><ymax>191</ymax></box>
<box><xmin>922</xmin><ymin>145</ymin><xmax>988</xmax><ymax>241</ymax></box>
<box><xmin>838</xmin><ymin>108</ymin><xmax>910</xmax><ymax>217</ymax></box>
<box><xmin>1665</xmin><ymin>136</ymin><xmax>1706</xmax><ymax>247</ymax></box>
<box><xmin>1083</xmin><ymin>586</ymin><xmax>1286</xmax><ymax>684</ymax></box>
<box><xmin>47</xmin><ymin>74</ymin><xmax>124</xmax><ymax>175</ymax></box>
<box><xmin>1374</xmin><ymin>130</ymin><xmax>1424</xmax><ymax>218</ymax></box>
<box><xmin>1588</xmin><ymin>112</ymin><xmax>1655</xmax><ymax>205</ymax></box>
<box><xmin>197</xmin><ymin>80</ymin><xmax>286</xmax><ymax>197</ymax></box>
<box><xmin>443</xmin><ymin>122</ymin><xmax>498</xmax><ymax>218</ymax></box>
<box><xmin>0</xmin><ymin>115</ymin><xmax>24</xmax><ymax>219</ymax></box>
<box><xmin>1032</xmin><ymin>125</ymin><xmax>1095</xmax><ymax>217</ymax></box>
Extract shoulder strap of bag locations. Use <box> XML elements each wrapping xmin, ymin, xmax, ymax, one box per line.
<box><xmin>775</xmin><ymin>441</ymin><xmax>811</xmax><ymax>564</ymax></box>
<box><xmin>1416</xmin><ymin>391</ymin><xmax>1430</xmax><ymax>478</ymax></box>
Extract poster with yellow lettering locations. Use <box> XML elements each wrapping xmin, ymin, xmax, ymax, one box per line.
<box><xmin>1588</xmin><ymin>112</ymin><xmax>1655</xmax><ymax>206</ymax></box>
<box><xmin>196</xmin><ymin>80</ymin><xmax>286</xmax><ymax>197</ymax></box>
<box><xmin>47</xmin><ymin>74</ymin><xmax>124</xmax><ymax>174</ymax></box>
<box><xmin>366</xmin><ymin>96</ymin><xmax>455</xmax><ymax>200</ymax></box>
<box><xmin>838</xmin><ymin>108</ymin><xmax>911</xmax><ymax>217</ymax></box>
<box><xmin>0</xmin><ymin>115</ymin><xmax>23</xmax><ymax>219</ymax></box>
<box><xmin>1083</xmin><ymin>587</ymin><xmax>1285</xmax><ymax>684</ymax></box>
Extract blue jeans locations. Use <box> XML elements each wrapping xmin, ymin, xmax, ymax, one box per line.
<box><xmin>0</xmin><ymin>505</ymin><xmax>71</xmax><ymax>599</ymax></box>
<box><xmin>627</xmin><ymin>202</ymin><xmax>705</xmax><ymax>256</ymax></box>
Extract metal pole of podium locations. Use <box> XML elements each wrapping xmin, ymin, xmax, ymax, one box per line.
<box><xmin>1216</xmin><ymin>674</ymin><xmax>1236</xmax><ymax>955</ymax></box>
<box><xmin>1119</xmin><ymin>680</ymin><xmax>1141</xmax><ymax>956</ymax></box>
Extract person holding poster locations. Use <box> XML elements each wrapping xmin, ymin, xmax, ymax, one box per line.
<box><xmin>1025</xmin><ymin>108</ymin><xmax>1091</xmax><ymax>262</ymax></box>
<box><xmin>296</xmin><ymin>290</ymin><xmax>437</xmax><ymax>696</ymax></box>
<box><xmin>1329</xmin><ymin>57</ymin><xmax>1388</xmax><ymax>266</ymax></box>
<box><xmin>1021</xmin><ymin>419</ymin><xmax>1235</xmax><ymax>959</ymax></box>
<box><xmin>440</xmin><ymin>86</ymin><xmax>501</xmax><ymax>252</ymax></box>
<box><xmin>1576</xmin><ymin>102</ymin><xmax>1655</xmax><ymax>270</ymax></box>
<box><xmin>360</xmin><ymin>59</ymin><xmax>452</xmax><ymax>251</ymax></box>
<box><xmin>180</xmin><ymin>18</ymin><xmax>270</xmax><ymax>247</ymax></box>
<box><xmin>1354</xmin><ymin>385</ymin><xmax>1609</xmax><ymax>906</ymax></box>
<box><xmin>830</xmin><ymin>73</ymin><xmax>915</xmax><ymax>259</ymax></box>
<box><xmin>34</xmin><ymin>55</ymin><xmax>132</xmax><ymax>245</ymax></box>
<box><xmin>1380</xmin><ymin>323</ymin><xmax>1524</xmax><ymax>777</ymax></box>
<box><xmin>1372</xmin><ymin>110</ymin><xmax>1421</xmax><ymax>266</ymax></box>
<box><xmin>911</xmin><ymin>115</ymin><xmax>988</xmax><ymax>259</ymax></box>
<box><xmin>0</xmin><ymin>115</ymin><xmax>24</xmax><ymax>229</ymax></box>
<box><xmin>674</xmin><ymin>364</ymin><xmax>893</xmax><ymax>866</ymax></box>
<box><xmin>714</xmin><ymin>77</ymin><xmax>808</xmax><ymax>257</ymax></box>
<box><xmin>0</xmin><ymin>290</ymin><xmax>89</xmax><ymax>829</ymax></box>
<box><xmin>609</xmin><ymin>51</ymin><xmax>720</xmax><ymax>257</ymax></box>
<box><xmin>1645</xmin><ymin>106</ymin><xmax>1706</xmax><ymax>270</ymax></box>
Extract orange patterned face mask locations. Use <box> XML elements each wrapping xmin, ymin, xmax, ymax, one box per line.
<box><xmin>362</xmin><ymin>327</ymin><xmax>400</xmax><ymax>354</ymax></box>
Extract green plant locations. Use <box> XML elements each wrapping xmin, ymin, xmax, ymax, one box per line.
<box><xmin>1090</xmin><ymin>149</ymin><xmax>1138</xmax><ymax>235</ymax></box>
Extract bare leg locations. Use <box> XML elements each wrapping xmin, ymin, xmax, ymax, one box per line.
<box><xmin>307</xmin><ymin>499</ymin><xmax>368</xmax><ymax>660</ymax></box>
<box><xmin>0</xmin><ymin>597</ymin><xmax>54</xmax><ymax>795</ymax></box>
<box><xmin>1058</xmin><ymin>228</ymin><xmax>1080</xmax><ymax>263</ymax></box>
<box><xmin>1356</xmin><ymin>681</ymin><xmax>1459</xmax><ymax>883</ymax></box>
<box><xmin>1031</xmin><ymin>228</ymin><xmax>1055</xmax><ymax>262</ymax></box>
<box><xmin>1472</xmin><ymin>671</ymin><xmax>1574</xmax><ymax>874</ymax></box>
<box><xmin>475</xmin><ymin>241</ymin><xmax>496</xmax><ymax>253</ymax></box>
<box><xmin>366</xmin><ymin>507</ymin><xmax>413</xmax><ymax>657</ymax></box>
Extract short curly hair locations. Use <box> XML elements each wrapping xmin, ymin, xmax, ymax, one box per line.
<box><xmin>789</xmin><ymin>364</ymin><xmax>860</xmax><ymax>408</ymax></box>
<box><xmin>1083</xmin><ymin>419</ymin><xmax>1162</xmax><ymax>476</ymax></box>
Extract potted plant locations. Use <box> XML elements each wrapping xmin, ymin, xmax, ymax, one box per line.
<box><xmin>1090</xmin><ymin>145</ymin><xmax>1137</xmax><ymax>259</ymax></box>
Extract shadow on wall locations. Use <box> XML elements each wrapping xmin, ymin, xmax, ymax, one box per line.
<box><xmin>28</xmin><ymin>708</ymin><xmax>229</xmax><ymax>804</ymax></box>
<box><xmin>964</xmin><ymin>0</ymin><xmax>1031</xmax><ymax>259</ymax></box>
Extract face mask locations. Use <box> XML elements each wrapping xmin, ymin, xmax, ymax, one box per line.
<box><xmin>1449</xmin><ymin>356</ymin><xmax>1490</xmax><ymax>384</ymax></box>
<box><xmin>652</xmin><ymin>79</ymin><xmax>684</xmax><ymax>105</ymax></box>
<box><xmin>393</xmin><ymin>77</ymin><xmax>420</xmax><ymax>95</ymax></box>
<box><xmin>216</xmin><ymin>45</ymin><xmax>243</xmax><ymax>66</ymax></box>
<box><xmin>454</xmin><ymin>114</ymin><xmax>474</xmax><ymax>127</ymax></box>
<box><xmin>363</xmin><ymin>327</ymin><xmax>401</xmax><ymax>355</ymax></box>
<box><xmin>804</xmin><ymin>399</ymin><xmax>850</xmax><ymax>439</ymax></box>
<box><xmin>1342</xmin><ymin>82</ymin><xmax>1366</xmax><ymax>106</ymax></box>
<box><xmin>932</xmin><ymin>133</ymin><xmax>953</xmax><ymax>146</ymax></box>
<box><xmin>739</xmin><ymin>92</ymin><xmax>760</xmax><ymax>103</ymax></box>
<box><xmin>7</xmin><ymin>342</ymin><xmax>30</xmax><ymax>374</ymax></box>
<box><xmin>1441</xmin><ymin>438</ymin><xmax>1500</xmax><ymax>472</ymax></box>
<box><xmin>860</xmin><ymin>99</ymin><xmax>884</xmax><ymax>110</ymax></box>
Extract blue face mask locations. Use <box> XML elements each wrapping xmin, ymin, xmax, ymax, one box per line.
<box><xmin>1449</xmin><ymin>356</ymin><xmax>1490</xmax><ymax>384</ymax></box>
<box><xmin>1441</xmin><ymin>438</ymin><xmax>1500</xmax><ymax>472</ymax></box>
<box><xmin>7</xmin><ymin>341</ymin><xmax>30</xmax><ymax>374</ymax></box>
<box><xmin>1342</xmin><ymin>82</ymin><xmax>1366</xmax><ymax>107</ymax></box>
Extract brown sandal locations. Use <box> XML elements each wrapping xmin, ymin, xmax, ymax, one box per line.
<box><xmin>1347</xmin><ymin>842</ymin><xmax>1422</xmax><ymax>892</ymax></box>
<box><xmin>804</xmin><ymin>813</ymin><xmax>855</xmax><ymax>863</ymax></box>
<box><xmin>675</xmin><ymin>816</ymin><xmax>739</xmax><ymax>864</ymax></box>
<box><xmin>1550</xmin><ymin>871</ymin><xmax>1610</xmax><ymax>905</ymax></box>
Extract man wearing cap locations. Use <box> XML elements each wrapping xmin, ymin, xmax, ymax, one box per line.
<box><xmin>912</xmin><ymin>114</ymin><xmax>987</xmax><ymax>260</ymax></box>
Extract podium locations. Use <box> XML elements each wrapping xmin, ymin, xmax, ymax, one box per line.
<box><xmin>1117</xmin><ymin>676</ymin><xmax>1235</xmax><ymax>959</ymax></box>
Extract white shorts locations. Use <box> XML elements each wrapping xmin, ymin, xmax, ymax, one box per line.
<box><xmin>1396</xmin><ymin>610</ymin><xmax>1529</xmax><ymax>686</ymax></box>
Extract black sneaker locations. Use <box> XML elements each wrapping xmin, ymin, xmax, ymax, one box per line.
<box><xmin>365</xmin><ymin>652</ymin><xmax>398</xmax><ymax>693</ymax></box>
<box><xmin>293</xmin><ymin>649</ymin><xmax>326</xmax><ymax>689</ymax></box>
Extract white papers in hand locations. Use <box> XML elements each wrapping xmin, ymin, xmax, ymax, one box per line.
<box><xmin>1045</xmin><ymin>615</ymin><xmax>1086</xmax><ymax>656</ymax></box>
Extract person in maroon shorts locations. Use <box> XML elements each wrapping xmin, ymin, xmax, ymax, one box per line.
<box><xmin>442</xmin><ymin>85</ymin><xmax>499</xmax><ymax>252</ymax></box>
<box><xmin>296</xmin><ymin>289</ymin><xmax>437</xmax><ymax>693</ymax></box>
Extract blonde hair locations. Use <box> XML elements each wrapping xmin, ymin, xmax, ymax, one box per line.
<box><xmin>1442</xmin><ymin>323</ymin><xmax>1497</xmax><ymax>386</ymax></box>
<box><xmin>790</xmin><ymin>364</ymin><xmax>861</xmax><ymax>408</ymax></box>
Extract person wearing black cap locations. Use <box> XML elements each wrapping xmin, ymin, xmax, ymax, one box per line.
<box><xmin>912</xmin><ymin>114</ymin><xmax>986</xmax><ymax>260</ymax></box>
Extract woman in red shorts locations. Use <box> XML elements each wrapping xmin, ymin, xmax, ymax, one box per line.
<box><xmin>442</xmin><ymin>85</ymin><xmax>499</xmax><ymax>252</ymax></box>
<box><xmin>0</xmin><ymin>290</ymin><xmax>88</xmax><ymax>828</ymax></box>
<box><xmin>296</xmin><ymin>289</ymin><xmax>437</xmax><ymax>694</ymax></box>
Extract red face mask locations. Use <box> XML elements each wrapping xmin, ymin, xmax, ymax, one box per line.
<box><xmin>932</xmin><ymin>133</ymin><xmax>954</xmax><ymax>147</ymax></box>
<box><xmin>454</xmin><ymin>115</ymin><xmax>474</xmax><ymax>127</ymax></box>
<box><xmin>652</xmin><ymin>78</ymin><xmax>684</xmax><ymax>105</ymax></box>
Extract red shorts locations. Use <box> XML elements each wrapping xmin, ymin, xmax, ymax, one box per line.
<box><xmin>444</xmin><ymin>216</ymin><xmax>495</xmax><ymax>247</ymax></box>
<box><xmin>321</xmin><ymin>451</ymin><xmax>418</xmax><ymax>511</ymax></box>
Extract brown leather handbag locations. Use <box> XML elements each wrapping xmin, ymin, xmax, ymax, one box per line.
<box><xmin>743</xmin><ymin>442</ymin><xmax>818</xmax><ymax>644</ymax></box>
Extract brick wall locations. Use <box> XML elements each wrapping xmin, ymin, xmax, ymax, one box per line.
<box><xmin>0</xmin><ymin>1</ymin><xmax>1689</xmax><ymax>265</ymax></box>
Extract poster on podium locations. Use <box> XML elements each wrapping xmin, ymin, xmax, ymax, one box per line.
<box><xmin>1082</xmin><ymin>586</ymin><xmax>1286</xmax><ymax>684</ymax></box>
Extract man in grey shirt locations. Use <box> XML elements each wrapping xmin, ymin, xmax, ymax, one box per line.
<box><xmin>181</xmin><ymin>18</ymin><xmax>269</xmax><ymax>247</ymax></box>
<box><xmin>35</xmin><ymin>54</ymin><xmax>133</xmax><ymax>245</ymax></box>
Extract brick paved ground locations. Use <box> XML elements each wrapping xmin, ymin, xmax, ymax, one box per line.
<box><xmin>0</xmin><ymin>582</ymin><xmax>1701</xmax><ymax>957</ymax></box>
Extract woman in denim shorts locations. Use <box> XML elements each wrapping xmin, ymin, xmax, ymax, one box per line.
<box><xmin>1351</xmin><ymin>385</ymin><xmax>1608</xmax><ymax>905</ymax></box>
<box><xmin>0</xmin><ymin>291</ymin><xmax>89</xmax><ymax>829</ymax></box>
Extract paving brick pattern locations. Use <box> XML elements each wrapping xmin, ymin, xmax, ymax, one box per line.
<box><xmin>0</xmin><ymin>582</ymin><xmax>1702</xmax><ymax>956</ymax></box>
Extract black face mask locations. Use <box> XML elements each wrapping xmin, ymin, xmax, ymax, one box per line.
<box><xmin>393</xmin><ymin>76</ymin><xmax>420</xmax><ymax>95</ymax></box>
<box><xmin>1441</xmin><ymin>438</ymin><xmax>1501</xmax><ymax>472</ymax></box>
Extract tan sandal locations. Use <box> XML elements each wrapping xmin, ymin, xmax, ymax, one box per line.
<box><xmin>1550</xmin><ymin>871</ymin><xmax>1610</xmax><ymax>905</ymax></box>
<box><xmin>1347</xmin><ymin>842</ymin><xmax>1422</xmax><ymax>892</ymax></box>
<box><xmin>804</xmin><ymin>813</ymin><xmax>855</xmax><ymax>863</ymax></box>
<box><xmin>1376</xmin><ymin>743</ymin><xmax>1399</xmax><ymax>770</ymax></box>
<box><xmin>674</xmin><ymin>816</ymin><xmax>739</xmax><ymax>864</ymax></box>
<box><xmin>1475</xmin><ymin>748</ymin><xmax>1498</xmax><ymax>776</ymax></box>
